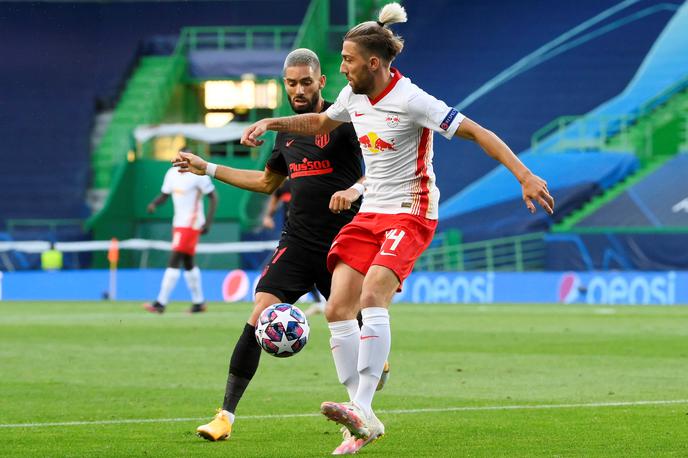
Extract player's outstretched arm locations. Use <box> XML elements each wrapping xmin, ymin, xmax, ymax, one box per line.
<box><xmin>173</xmin><ymin>151</ymin><xmax>285</xmax><ymax>194</ymax></box>
<box><xmin>241</xmin><ymin>113</ymin><xmax>342</xmax><ymax>147</ymax></box>
<box><xmin>456</xmin><ymin>117</ymin><xmax>554</xmax><ymax>215</ymax></box>
<box><xmin>147</xmin><ymin>193</ymin><xmax>169</xmax><ymax>213</ymax></box>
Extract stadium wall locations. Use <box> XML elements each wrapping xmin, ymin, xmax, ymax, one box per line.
<box><xmin>2</xmin><ymin>269</ymin><xmax>686</xmax><ymax>305</ymax></box>
<box><xmin>545</xmin><ymin>232</ymin><xmax>688</xmax><ymax>270</ymax></box>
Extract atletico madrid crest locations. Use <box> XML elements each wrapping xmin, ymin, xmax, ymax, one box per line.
<box><xmin>315</xmin><ymin>134</ymin><xmax>330</xmax><ymax>148</ymax></box>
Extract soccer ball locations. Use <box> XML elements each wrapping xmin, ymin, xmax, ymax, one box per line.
<box><xmin>255</xmin><ymin>303</ymin><xmax>310</xmax><ymax>357</ymax></box>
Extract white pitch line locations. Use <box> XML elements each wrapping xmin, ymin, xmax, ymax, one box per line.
<box><xmin>1</xmin><ymin>399</ymin><xmax>686</xmax><ymax>429</ymax></box>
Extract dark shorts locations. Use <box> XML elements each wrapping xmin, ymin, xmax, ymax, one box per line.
<box><xmin>255</xmin><ymin>237</ymin><xmax>332</xmax><ymax>304</ymax></box>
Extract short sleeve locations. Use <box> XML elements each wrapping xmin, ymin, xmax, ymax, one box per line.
<box><xmin>161</xmin><ymin>169</ymin><xmax>173</xmax><ymax>194</ymax></box>
<box><xmin>407</xmin><ymin>86</ymin><xmax>465</xmax><ymax>140</ymax></box>
<box><xmin>198</xmin><ymin>175</ymin><xmax>215</xmax><ymax>194</ymax></box>
<box><xmin>265</xmin><ymin>133</ymin><xmax>288</xmax><ymax>176</ymax></box>
<box><xmin>326</xmin><ymin>86</ymin><xmax>352</xmax><ymax>123</ymax></box>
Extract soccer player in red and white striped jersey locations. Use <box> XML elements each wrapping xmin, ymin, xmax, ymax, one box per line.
<box><xmin>241</xmin><ymin>2</ymin><xmax>554</xmax><ymax>453</ymax></box>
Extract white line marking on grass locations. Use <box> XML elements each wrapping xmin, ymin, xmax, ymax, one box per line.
<box><xmin>381</xmin><ymin>399</ymin><xmax>688</xmax><ymax>414</ymax></box>
<box><xmin>1</xmin><ymin>399</ymin><xmax>686</xmax><ymax>429</ymax></box>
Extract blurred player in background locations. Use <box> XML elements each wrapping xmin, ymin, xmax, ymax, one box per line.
<box><xmin>262</xmin><ymin>179</ymin><xmax>326</xmax><ymax>316</ymax></box>
<box><xmin>260</xmin><ymin>178</ymin><xmax>291</xmax><ymax>231</ymax></box>
<box><xmin>143</xmin><ymin>148</ymin><xmax>218</xmax><ymax>314</ymax></box>
<box><xmin>172</xmin><ymin>49</ymin><xmax>378</xmax><ymax>444</ymax></box>
<box><xmin>240</xmin><ymin>3</ymin><xmax>555</xmax><ymax>453</ymax></box>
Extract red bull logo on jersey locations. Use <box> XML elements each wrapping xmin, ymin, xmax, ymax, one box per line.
<box><xmin>358</xmin><ymin>132</ymin><xmax>396</xmax><ymax>154</ymax></box>
<box><xmin>289</xmin><ymin>158</ymin><xmax>333</xmax><ymax>178</ymax></box>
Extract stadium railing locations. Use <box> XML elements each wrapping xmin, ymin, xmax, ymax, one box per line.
<box><xmin>6</xmin><ymin>219</ymin><xmax>84</xmax><ymax>236</ymax></box>
<box><xmin>0</xmin><ymin>231</ymin><xmax>547</xmax><ymax>273</ymax></box>
<box><xmin>530</xmin><ymin>76</ymin><xmax>688</xmax><ymax>162</ymax></box>
<box><xmin>0</xmin><ymin>239</ymin><xmax>279</xmax><ymax>272</ymax></box>
<box><xmin>180</xmin><ymin>26</ymin><xmax>299</xmax><ymax>51</ymax></box>
<box><xmin>415</xmin><ymin>232</ymin><xmax>546</xmax><ymax>272</ymax></box>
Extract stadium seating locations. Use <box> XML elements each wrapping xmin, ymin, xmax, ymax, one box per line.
<box><xmin>431</xmin><ymin>0</ymin><xmax>688</xmax><ymax>243</ymax></box>
<box><xmin>533</xmin><ymin>1</ymin><xmax>688</xmax><ymax>153</ymax></box>
<box><xmin>0</xmin><ymin>1</ymin><xmax>310</xmax><ymax>228</ymax></box>
<box><xmin>437</xmin><ymin>151</ymin><xmax>639</xmax><ymax>241</ymax></box>
<box><xmin>545</xmin><ymin>232</ymin><xmax>688</xmax><ymax>270</ymax></box>
<box><xmin>544</xmin><ymin>152</ymin><xmax>688</xmax><ymax>270</ymax></box>
<box><xmin>572</xmin><ymin>153</ymin><xmax>688</xmax><ymax>229</ymax></box>
<box><xmin>3</xmin><ymin>0</ymin><xmax>687</xmax><ymax>272</ymax></box>
<box><xmin>394</xmin><ymin>0</ymin><xmax>681</xmax><ymax>199</ymax></box>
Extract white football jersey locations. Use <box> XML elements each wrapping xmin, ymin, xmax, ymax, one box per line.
<box><xmin>161</xmin><ymin>168</ymin><xmax>215</xmax><ymax>230</ymax></box>
<box><xmin>326</xmin><ymin>69</ymin><xmax>464</xmax><ymax>220</ymax></box>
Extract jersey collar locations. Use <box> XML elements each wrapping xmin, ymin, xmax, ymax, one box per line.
<box><xmin>368</xmin><ymin>67</ymin><xmax>403</xmax><ymax>106</ymax></box>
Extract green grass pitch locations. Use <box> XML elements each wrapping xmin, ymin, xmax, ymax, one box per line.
<box><xmin>1</xmin><ymin>301</ymin><xmax>687</xmax><ymax>456</ymax></box>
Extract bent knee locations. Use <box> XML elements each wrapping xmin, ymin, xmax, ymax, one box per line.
<box><xmin>324</xmin><ymin>301</ymin><xmax>357</xmax><ymax>322</ymax></box>
<box><xmin>359</xmin><ymin>290</ymin><xmax>391</xmax><ymax>308</ymax></box>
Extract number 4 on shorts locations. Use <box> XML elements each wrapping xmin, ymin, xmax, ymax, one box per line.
<box><xmin>380</xmin><ymin>229</ymin><xmax>405</xmax><ymax>256</ymax></box>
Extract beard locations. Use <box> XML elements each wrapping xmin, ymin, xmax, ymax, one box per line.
<box><xmin>288</xmin><ymin>92</ymin><xmax>320</xmax><ymax>114</ymax></box>
<box><xmin>349</xmin><ymin>71</ymin><xmax>375</xmax><ymax>95</ymax></box>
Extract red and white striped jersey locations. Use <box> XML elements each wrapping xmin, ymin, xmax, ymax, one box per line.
<box><xmin>326</xmin><ymin>69</ymin><xmax>464</xmax><ymax>220</ymax></box>
<box><xmin>161</xmin><ymin>168</ymin><xmax>215</xmax><ymax>230</ymax></box>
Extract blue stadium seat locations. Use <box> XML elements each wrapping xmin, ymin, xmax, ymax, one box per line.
<box><xmin>437</xmin><ymin>151</ymin><xmax>639</xmax><ymax>241</ymax></box>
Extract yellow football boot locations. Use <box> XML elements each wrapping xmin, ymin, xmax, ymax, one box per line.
<box><xmin>196</xmin><ymin>409</ymin><xmax>232</xmax><ymax>441</ymax></box>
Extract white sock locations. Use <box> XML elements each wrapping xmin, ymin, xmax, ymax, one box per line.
<box><xmin>221</xmin><ymin>409</ymin><xmax>235</xmax><ymax>424</ymax></box>
<box><xmin>183</xmin><ymin>266</ymin><xmax>204</xmax><ymax>304</ymax></box>
<box><xmin>156</xmin><ymin>268</ymin><xmax>181</xmax><ymax>305</ymax></box>
<box><xmin>354</xmin><ymin>307</ymin><xmax>390</xmax><ymax>416</ymax></box>
<box><xmin>328</xmin><ymin>319</ymin><xmax>361</xmax><ymax>401</ymax></box>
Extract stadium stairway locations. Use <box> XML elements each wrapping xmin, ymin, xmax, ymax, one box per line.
<box><xmin>545</xmin><ymin>154</ymin><xmax>688</xmax><ymax>270</ymax></box>
<box><xmin>556</xmin><ymin>152</ymin><xmax>688</xmax><ymax>231</ymax></box>
<box><xmin>91</xmin><ymin>55</ymin><xmax>184</xmax><ymax>190</ymax></box>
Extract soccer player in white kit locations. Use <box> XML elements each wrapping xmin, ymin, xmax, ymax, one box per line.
<box><xmin>143</xmin><ymin>148</ymin><xmax>218</xmax><ymax>314</ymax></box>
<box><xmin>241</xmin><ymin>3</ymin><xmax>554</xmax><ymax>454</ymax></box>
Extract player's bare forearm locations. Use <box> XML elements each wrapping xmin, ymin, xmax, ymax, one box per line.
<box><xmin>475</xmin><ymin>128</ymin><xmax>531</xmax><ymax>182</ymax></box>
<box><xmin>214</xmin><ymin>166</ymin><xmax>284</xmax><ymax>194</ymax></box>
<box><xmin>242</xmin><ymin>113</ymin><xmax>341</xmax><ymax>147</ymax></box>
<box><xmin>173</xmin><ymin>151</ymin><xmax>284</xmax><ymax>194</ymax></box>
<box><xmin>457</xmin><ymin>117</ymin><xmax>554</xmax><ymax>214</ymax></box>
<box><xmin>205</xmin><ymin>192</ymin><xmax>218</xmax><ymax>227</ymax></box>
<box><xmin>263</xmin><ymin>194</ymin><xmax>281</xmax><ymax>219</ymax></box>
<box><xmin>269</xmin><ymin>113</ymin><xmax>327</xmax><ymax>135</ymax></box>
<box><xmin>147</xmin><ymin>193</ymin><xmax>169</xmax><ymax>213</ymax></box>
<box><xmin>150</xmin><ymin>193</ymin><xmax>169</xmax><ymax>206</ymax></box>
